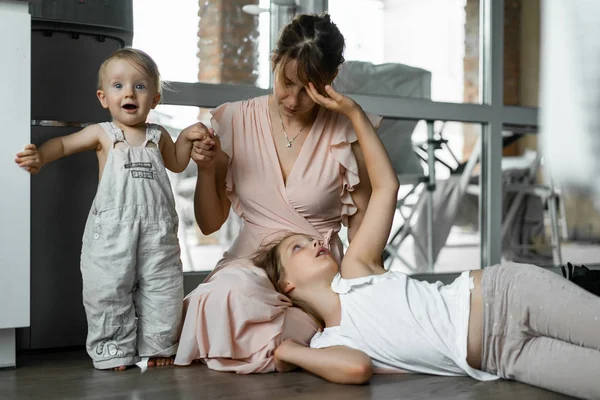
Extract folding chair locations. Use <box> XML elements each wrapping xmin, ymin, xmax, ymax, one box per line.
<box><xmin>333</xmin><ymin>61</ymin><xmax>432</xmax><ymax>269</ymax></box>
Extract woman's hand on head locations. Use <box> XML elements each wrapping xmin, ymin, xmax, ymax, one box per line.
<box><xmin>306</xmin><ymin>83</ymin><xmax>360</xmax><ymax>118</ymax></box>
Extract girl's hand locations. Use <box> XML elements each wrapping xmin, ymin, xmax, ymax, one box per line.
<box><xmin>273</xmin><ymin>339</ymin><xmax>299</xmax><ymax>373</ymax></box>
<box><xmin>306</xmin><ymin>83</ymin><xmax>360</xmax><ymax>118</ymax></box>
<box><xmin>15</xmin><ymin>144</ymin><xmax>42</xmax><ymax>174</ymax></box>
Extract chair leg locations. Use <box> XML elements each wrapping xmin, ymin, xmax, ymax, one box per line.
<box><xmin>548</xmin><ymin>194</ymin><xmax>563</xmax><ymax>266</ymax></box>
<box><xmin>385</xmin><ymin>187</ymin><xmax>428</xmax><ymax>271</ymax></box>
<box><xmin>558</xmin><ymin>193</ymin><xmax>569</xmax><ymax>240</ymax></box>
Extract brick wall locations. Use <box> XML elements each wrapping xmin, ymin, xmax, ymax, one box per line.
<box><xmin>463</xmin><ymin>0</ymin><xmax>522</xmax><ymax>159</ymax></box>
<box><xmin>195</xmin><ymin>0</ymin><xmax>260</xmax><ymax>244</ymax></box>
<box><xmin>197</xmin><ymin>0</ymin><xmax>260</xmax><ymax>85</ymax></box>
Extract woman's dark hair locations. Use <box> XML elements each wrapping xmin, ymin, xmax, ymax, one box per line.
<box><xmin>252</xmin><ymin>234</ymin><xmax>325</xmax><ymax>330</ymax></box>
<box><xmin>272</xmin><ymin>13</ymin><xmax>345</xmax><ymax>95</ymax></box>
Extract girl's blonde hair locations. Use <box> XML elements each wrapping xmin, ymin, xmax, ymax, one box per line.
<box><xmin>252</xmin><ymin>234</ymin><xmax>325</xmax><ymax>330</ymax></box>
<box><xmin>97</xmin><ymin>47</ymin><xmax>163</xmax><ymax>95</ymax></box>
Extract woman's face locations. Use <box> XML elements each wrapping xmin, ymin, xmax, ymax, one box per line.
<box><xmin>273</xmin><ymin>59</ymin><xmax>317</xmax><ymax>119</ymax></box>
<box><xmin>277</xmin><ymin>234</ymin><xmax>338</xmax><ymax>294</ymax></box>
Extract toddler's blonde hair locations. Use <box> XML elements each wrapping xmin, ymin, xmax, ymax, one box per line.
<box><xmin>97</xmin><ymin>47</ymin><xmax>163</xmax><ymax>95</ymax></box>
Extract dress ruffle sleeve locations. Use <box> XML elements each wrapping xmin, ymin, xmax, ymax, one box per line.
<box><xmin>329</xmin><ymin>111</ymin><xmax>383</xmax><ymax>226</ymax></box>
<box><xmin>210</xmin><ymin>102</ymin><xmax>242</xmax><ymax>215</ymax></box>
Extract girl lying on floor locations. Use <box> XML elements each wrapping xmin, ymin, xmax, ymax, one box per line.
<box><xmin>253</xmin><ymin>83</ymin><xmax>600</xmax><ymax>399</ymax></box>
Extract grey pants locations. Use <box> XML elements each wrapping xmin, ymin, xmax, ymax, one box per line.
<box><xmin>481</xmin><ymin>262</ymin><xmax>600</xmax><ymax>399</ymax></box>
<box><xmin>81</xmin><ymin>209</ymin><xmax>183</xmax><ymax>369</ymax></box>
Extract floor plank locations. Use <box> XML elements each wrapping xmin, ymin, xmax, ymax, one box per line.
<box><xmin>0</xmin><ymin>350</ymin><xmax>574</xmax><ymax>400</ymax></box>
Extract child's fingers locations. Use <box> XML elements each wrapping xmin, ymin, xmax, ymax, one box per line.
<box><xmin>202</xmin><ymin>136</ymin><xmax>215</xmax><ymax>146</ymax></box>
<box><xmin>194</xmin><ymin>141</ymin><xmax>213</xmax><ymax>151</ymax></box>
<box><xmin>15</xmin><ymin>155</ymin><xmax>38</xmax><ymax>164</ymax></box>
<box><xmin>24</xmin><ymin>144</ymin><xmax>36</xmax><ymax>151</ymax></box>
<box><xmin>18</xmin><ymin>159</ymin><xmax>37</xmax><ymax>167</ymax></box>
<box><xmin>190</xmin><ymin>131</ymin><xmax>215</xmax><ymax>146</ymax></box>
<box><xmin>193</xmin><ymin>138</ymin><xmax>215</xmax><ymax>149</ymax></box>
<box><xmin>16</xmin><ymin>149</ymin><xmax>36</xmax><ymax>157</ymax></box>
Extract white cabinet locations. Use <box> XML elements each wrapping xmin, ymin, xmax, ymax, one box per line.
<box><xmin>0</xmin><ymin>0</ymin><xmax>31</xmax><ymax>368</ymax></box>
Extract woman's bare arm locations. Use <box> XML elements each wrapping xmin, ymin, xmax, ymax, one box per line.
<box><xmin>187</xmin><ymin>123</ymin><xmax>231</xmax><ymax>234</ymax></box>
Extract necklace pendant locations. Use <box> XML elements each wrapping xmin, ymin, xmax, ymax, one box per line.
<box><xmin>287</xmin><ymin>141</ymin><xmax>292</xmax><ymax>148</ymax></box>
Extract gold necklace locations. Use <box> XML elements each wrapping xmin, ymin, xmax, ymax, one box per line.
<box><xmin>277</xmin><ymin>106</ymin><xmax>307</xmax><ymax>148</ymax></box>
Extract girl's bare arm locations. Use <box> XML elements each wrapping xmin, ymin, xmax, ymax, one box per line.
<box><xmin>274</xmin><ymin>339</ymin><xmax>372</xmax><ymax>384</ymax></box>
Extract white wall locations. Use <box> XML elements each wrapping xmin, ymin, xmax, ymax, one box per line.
<box><xmin>0</xmin><ymin>0</ymin><xmax>31</xmax><ymax>368</ymax></box>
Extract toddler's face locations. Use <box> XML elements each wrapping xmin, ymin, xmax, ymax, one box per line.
<box><xmin>96</xmin><ymin>59</ymin><xmax>160</xmax><ymax>128</ymax></box>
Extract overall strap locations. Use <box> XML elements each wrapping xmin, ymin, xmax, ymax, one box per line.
<box><xmin>98</xmin><ymin>122</ymin><xmax>130</xmax><ymax>147</ymax></box>
<box><xmin>143</xmin><ymin>123</ymin><xmax>162</xmax><ymax>147</ymax></box>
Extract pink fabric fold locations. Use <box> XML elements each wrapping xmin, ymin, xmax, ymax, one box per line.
<box><xmin>210</xmin><ymin>102</ymin><xmax>242</xmax><ymax>217</ymax></box>
<box><xmin>175</xmin><ymin>259</ymin><xmax>318</xmax><ymax>372</ymax></box>
<box><xmin>329</xmin><ymin>111</ymin><xmax>383</xmax><ymax>226</ymax></box>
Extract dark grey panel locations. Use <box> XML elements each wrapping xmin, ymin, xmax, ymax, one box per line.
<box><xmin>29</xmin><ymin>126</ymin><xmax>98</xmax><ymax>349</ymax></box>
<box><xmin>30</xmin><ymin>30</ymin><xmax>120</xmax><ymax>123</ymax></box>
<box><xmin>29</xmin><ymin>0</ymin><xmax>133</xmax><ymax>34</ymax></box>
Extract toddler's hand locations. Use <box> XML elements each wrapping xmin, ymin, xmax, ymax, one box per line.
<box><xmin>15</xmin><ymin>144</ymin><xmax>42</xmax><ymax>174</ymax></box>
<box><xmin>184</xmin><ymin>122</ymin><xmax>213</xmax><ymax>143</ymax></box>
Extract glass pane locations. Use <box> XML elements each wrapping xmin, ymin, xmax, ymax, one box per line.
<box><xmin>561</xmin><ymin>190</ymin><xmax>600</xmax><ymax>266</ymax></box>
<box><xmin>328</xmin><ymin>0</ymin><xmax>481</xmax><ymax>104</ymax></box>
<box><xmin>336</xmin><ymin>120</ymin><xmax>482</xmax><ymax>274</ymax></box>
<box><xmin>501</xmin><ymin>130</ymin><xmax>600</xmax><ymax>267</ymax></box>
<box><xmin>148</xmin><ymin>105</ymin><xmax>224</xmax><ymax>273</ymax></box>
<box><xmin>503</xmin><ymin>0</ymin><xmax>541</xmax><ymax>106</ymax></box>
<box><xmin>390</xmin><ymin>121</ymin><xmax>482</xmax><ymax>274</ymax></box>
<box><xmin>132</xmin><ymin>0</ymin><xmax>272</xmax><ymax>88</ymax></box>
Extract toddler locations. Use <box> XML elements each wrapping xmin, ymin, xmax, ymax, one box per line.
<box><xmin>15</xmin><ymin>48</ymin><xmax>213</xmax><ymax>371</ymax></box>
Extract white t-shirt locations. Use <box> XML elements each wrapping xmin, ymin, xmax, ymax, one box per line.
<box><xmin>310</xmin><ymin>271</ymin><xmax>498</xmax><ymax>381</ymax></box>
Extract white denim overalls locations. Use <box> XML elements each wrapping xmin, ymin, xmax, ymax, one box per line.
<box><xmin>80</xmin><ymin>122</ymin><xmax>183</xmax><ymax>369</ymax></box>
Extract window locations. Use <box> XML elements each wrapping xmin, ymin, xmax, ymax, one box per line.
<box><xmin>133</xmin><ymin>0</ymin><xmax>272</xmax><ymax>88</ymax></box>
<box><xmin>328</xmin><ymin>0</ymin><xmax>481</xmax><ymax>104</ymax></box>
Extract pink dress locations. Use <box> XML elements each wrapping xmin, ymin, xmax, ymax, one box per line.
<box><xmin>175</xmin><ymin>95</ymin><xmax>381</xmax><ymax>373</ymax></box>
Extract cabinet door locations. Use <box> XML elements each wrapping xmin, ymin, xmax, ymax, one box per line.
<box><xmin>0</xmin><ymin>1</ymin><xmax>31</xmax><ymax>331</ymax></box>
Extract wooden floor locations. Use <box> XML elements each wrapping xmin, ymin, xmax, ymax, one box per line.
<box><xmin>0</xmin><ymin>350</ymin><xmax>574</xmax><ymax>400</ymax></box>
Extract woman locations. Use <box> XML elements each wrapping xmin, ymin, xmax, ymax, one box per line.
<box><xmin>174</xmin><ymin>13</ymin><xmax>383</xmax><ymax>373</ymax></box>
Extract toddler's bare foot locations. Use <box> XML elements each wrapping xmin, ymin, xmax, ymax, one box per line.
<box><xmin>147</xmin><ymin>357</ymin><xmax>174</xmax><ymax>367</ymax></box>
<box><xmin>111</xmin><ymin>365</ymin><xmax>128</xmax><ymax>371</ymax></box>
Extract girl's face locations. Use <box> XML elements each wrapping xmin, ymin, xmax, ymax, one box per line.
<box><xmin>96</xmin><ymin>59</ymin><xmax>160</xmax><ymax>128</ymax></box>
<box><xmin>272</xmin><ymin>59</ymin><xmax>317</xmax><ymax>119</ymax></box>
<box><xmin>277</xmin><ymin>234</ymin><xmax>338</xmax><ymax>294</ymax></box>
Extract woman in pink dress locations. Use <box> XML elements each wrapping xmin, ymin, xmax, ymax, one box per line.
<box><xmin>175</xmin><ymin>13</ymin><xmax>384</xmax><ymax>373</ymax></box>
